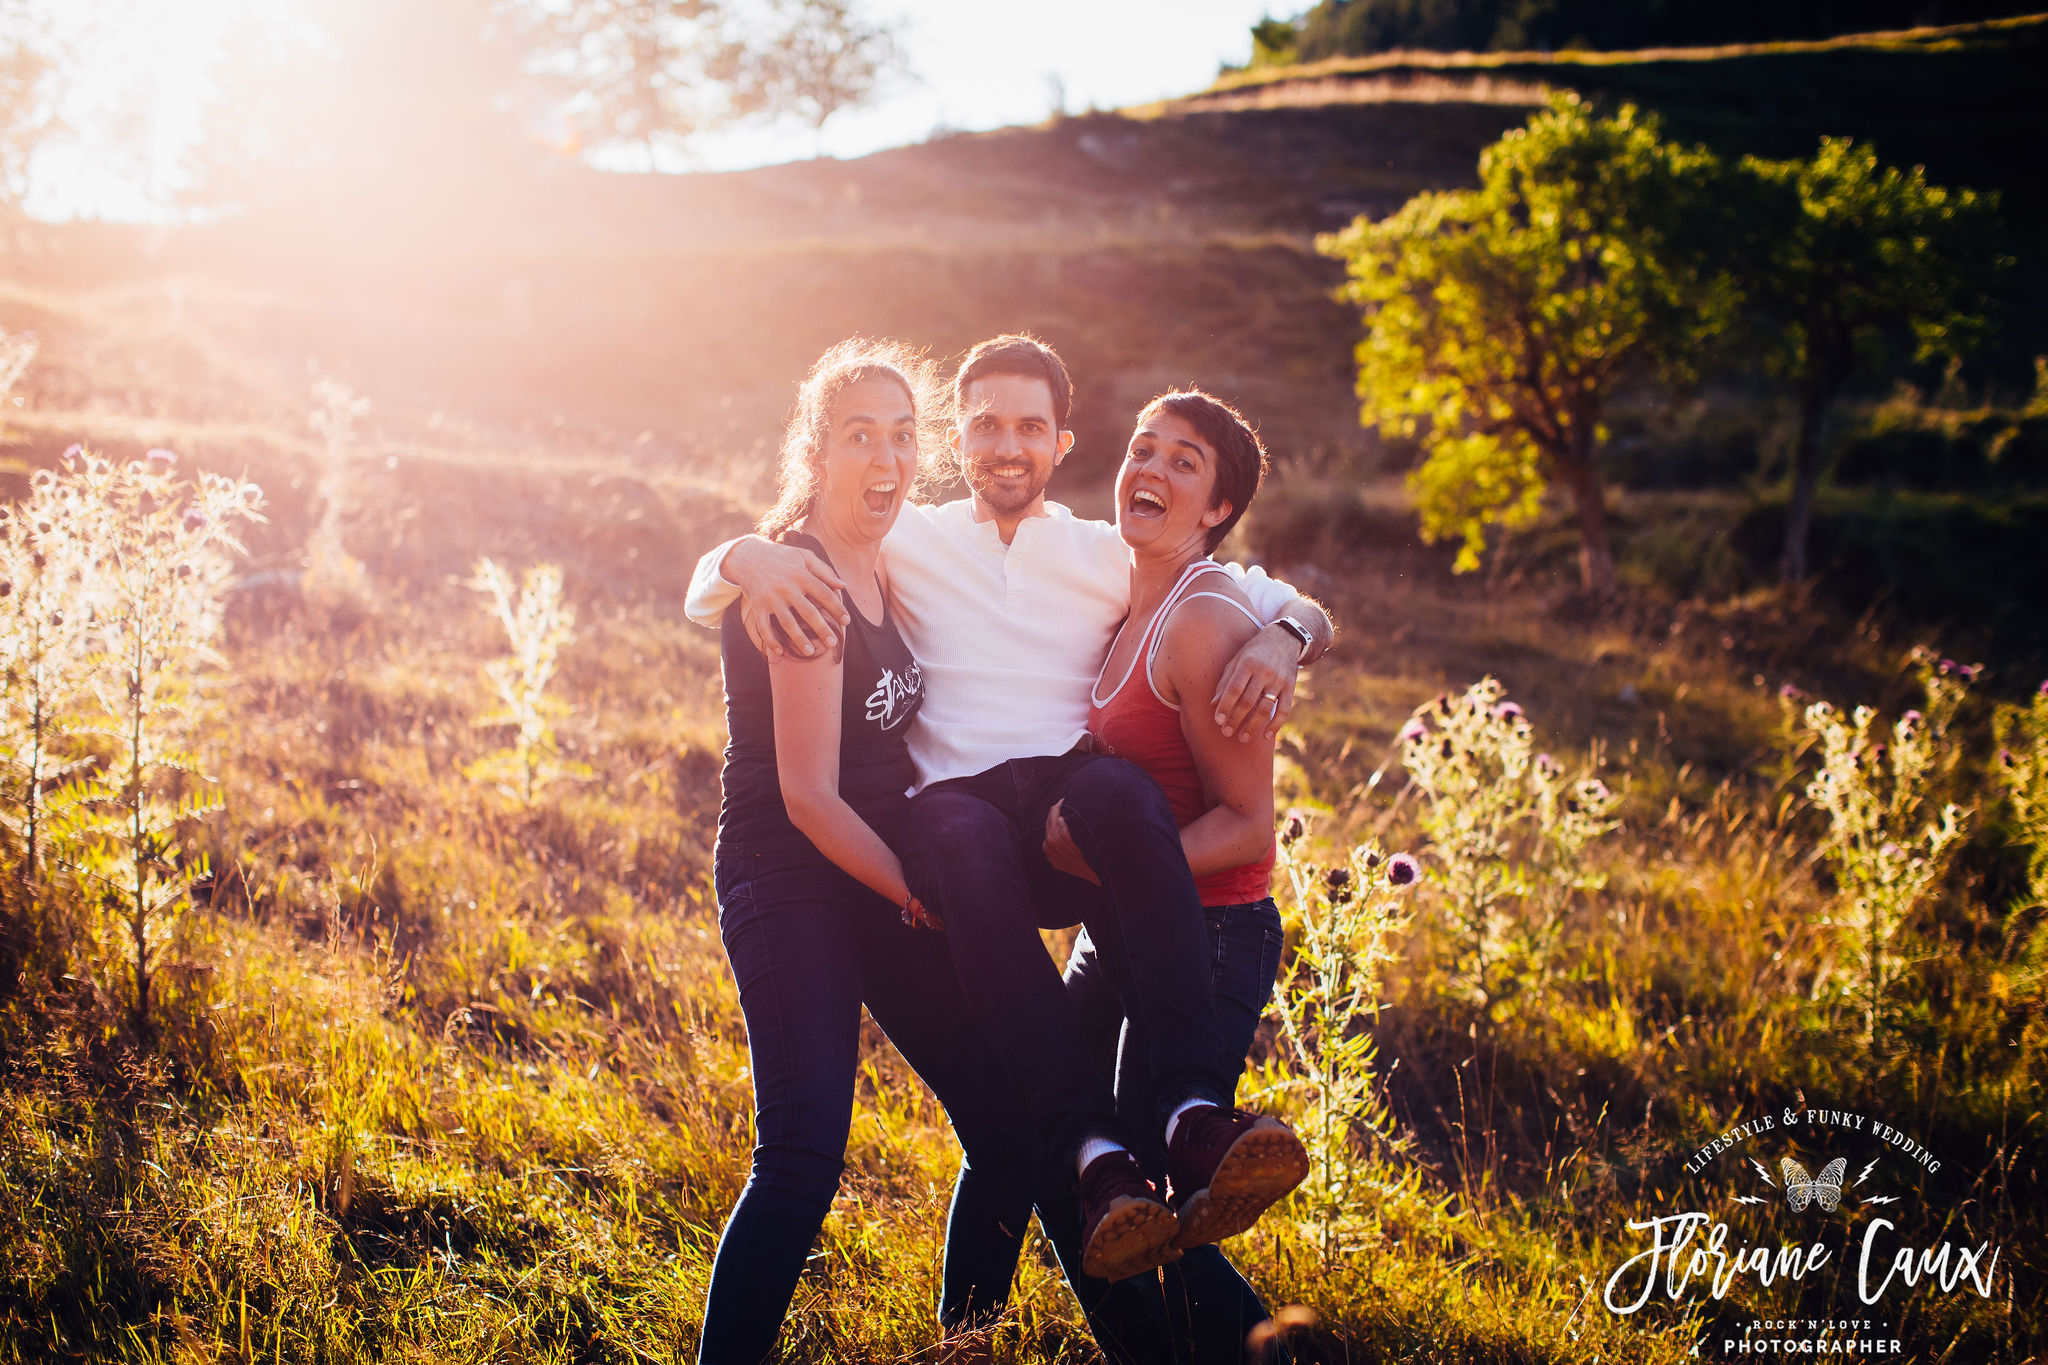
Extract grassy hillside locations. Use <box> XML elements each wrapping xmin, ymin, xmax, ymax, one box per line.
<box><xmin>0</xmin><ymin>24</ymin><xmax>2044</xmax><ymax>1362</ymax></box>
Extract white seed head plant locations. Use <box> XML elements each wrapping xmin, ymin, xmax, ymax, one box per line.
<box><xmin>303</xmin><ymin>378</ymin><xmax>373</xmax><ymax>617</ymax></box>
<box><xmin>1398</xmin><ymin>678</ymin><xmax>1620</xmax><ymax>1017</ymax></box>
<box><xmin>0</xmin><ymin>454</ymin><xmax>98</xmax><ymax>908</ymax></box>
<box><xmin>467</xmin><ymin>558</ymin><xmax>587</xmax><ymax>807</ymax></box>
<box><xmin>59</xmin><ymin>450</ymin><xmax>264</xmax><ymax>1035</ymax></box>
<box><xmin>1796</xmin><ymin>647</ymin><xmax>1971</xmax><ymax>1053</ymax></box>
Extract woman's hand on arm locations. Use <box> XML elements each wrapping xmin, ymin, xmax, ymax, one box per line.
<box><xmin>768</xmin><ymin>651</ymin><xmax>937</xmax><ymax>927</ymax></box>
<box><xmin>1163</xmin><ymin>599</ymin><xmax>1278</xmax><ymax>877</ymax></box>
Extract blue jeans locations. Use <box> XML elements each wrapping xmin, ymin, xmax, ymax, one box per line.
<box><xmin>701</xmin><ymin>853</ymin><xmax>1038</xmax><ymax>1365</ymax></box>
<box><xmin>901</xmin><ymin>752</ymin><xmax>1234</xmax><ymax>1170</ymax></box>
<box><xmin>1034</xmin><ymin>899</ymin><xmax>1292</xmax><ymax>1365</ymax></box>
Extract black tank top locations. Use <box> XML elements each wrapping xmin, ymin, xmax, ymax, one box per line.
<box><xmin>715</xmin><ymin>533</ymin><xmax>926</xmax><ymax>862</ymax></box>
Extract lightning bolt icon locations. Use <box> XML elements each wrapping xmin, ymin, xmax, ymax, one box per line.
<box><xmin>1751</xmin><ymin>1158</ymin><xmax>1776</xmax><ymax>1187</ymax></box>
<box><xmin>1855</xmin><ymin>1159</ymin><xmax>1879</xmax><ymax>1187</ymax></box>
<box><xmin>1862</xmin><ymin>1195</ymin><xmax>1900</xmax><ymax>1206</ymax></box>
<box><xmin>1733</xmin><ymin>1194</ymin><xmax>1770</xmax><ymax>1206</ymax></box>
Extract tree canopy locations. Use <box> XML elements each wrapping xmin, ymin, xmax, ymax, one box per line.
<box><xmin>1259</xmin><ymin>0</ymin><xmax>2045</xmax><ymax>64</ymax></box>
<box><xmin>1318</xmin><ymin>94</ymin><xmax>1738</xmax><ymax>594</ymax></box>
<box><xmin>1740</xmin><ymin>139</ymin><xmax>2003</xmax><ymax>581</ymax></box>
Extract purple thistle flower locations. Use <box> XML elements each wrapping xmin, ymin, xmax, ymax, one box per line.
<box><xmin>2037</xmin><ymin>678</ymin><xmax>2048</xmax><ymax>697</ymax></box>
<box><xmin>144</xmin><ymin>447</ymin><xmax>178</xmax><ymax>466</ymax></box>
<box><xmin>1399</xmin><ymin>718</ymin><xmax>1428</xmax><ymax>742</ymax></box>
<box><xmin>1939</xmin><ymin>658</ymin><xmax>1958</xmax><ymax>675</ymax></box>
<box><xmin>1961</xmin><ymin>663</ymin><xmax>1982</xmax><ymax>682</ymax></box>
<box><xmin>182</xmin><ymin>508</ymin><xmax>207</xmax><ymax>531</ymax></box>
<box><xmin>1998</xmin><ymin>749</ymin><xmax>2015</xmax><ymax>768</ymax></box>
<box><xmin>1779</xmin><ymin>683</ymin><xmax>1803</xmax><ymax>700</ymax></box>
<box><xmin>1494</xmin><ymin>701</ymin><xmax>1525</xmax><ymax>721</ymax></box>
<box><xmin>1387</xmin><ymin>853</ymin><xmax>1421</xmax><ymax>886</ymax></box>
<box><xmin>1901</xmin><ymin>710</ymin><xmax>1923</xmax><ymax>728</ymax></box>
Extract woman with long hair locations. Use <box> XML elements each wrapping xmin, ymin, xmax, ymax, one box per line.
<box><xmin>703</xmin><ymin>339</ymin><xmax>1032</xmax><ymax>1364</ymax></box>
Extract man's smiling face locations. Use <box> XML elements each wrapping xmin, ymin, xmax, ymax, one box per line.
<box><xmin>952</xmin><ymin>373</ymin><xmax>1075</xmax><ymax>520</ymax></box>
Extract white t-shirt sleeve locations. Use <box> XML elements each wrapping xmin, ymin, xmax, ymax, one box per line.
<box><xmin>1220</xmin><ymin>561</ymin><xmax>1302</xmax><ymax>624</ymax></box>
<box><xmin>684</xmin><ymin>538</ymin><xmax>744</xmax><ymax>628</ymax></box>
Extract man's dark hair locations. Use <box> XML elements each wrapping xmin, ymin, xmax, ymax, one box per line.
<box><xmin>952</xmin><ymin>334</ymin><xmax>1074</xmax><ymax>430</ymax></box>
<box><xmin>1139</xmin><ymin>389</ymin><xmax>1269</xmax><ymax>552</ymax></box>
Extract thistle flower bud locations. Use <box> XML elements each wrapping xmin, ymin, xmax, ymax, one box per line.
<box><xmin>1282</xmin><ymin>813</ymin><xmax>1305</xmax><ymax>846</ymax></box>
<box><xmin>1493</xmin><ymin>701</ymin><xmax>1524</xmax><ymax>721</ymax></box>
<box><xmin>1364</xmin><ymin>851</ymin><xmax>1381</xmax><ymax>868</ymax></box>
<box><xmin>1399</xmin><ymin>718</ymin><xmax>1427</xmax><ymax>743</ymax></box>
<box><xmin>1387</xmin><ymin>853</ymin><xmax>1420</xmax><ymax>886</ymax></box>
<box><xmin>1323</xmin><ymin>866</ymin><xmax>1353</xmax><ymax>902</ymax></box>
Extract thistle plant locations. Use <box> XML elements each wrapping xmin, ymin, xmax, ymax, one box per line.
<box><xmin>1398</xmin><ymin>678</ymin><xmax>1619</xmax><ymax>1016</ymax></box>
<box><xmin>304</xmin><ymin>378</ymin><xmax>372</xmax><ymax>610</ymax></box>
<box><xmin>0</xmin><ymin>461</ymin><xmax>99</xmax><ymax>911</ymax></box>
<box><xmin>72</xmin><ymin>450</ymin><xmax>264</xmax><ymax>1035</ymax></box>
<box><xmin>466</xmin><ymin>558</ymin><xmax>586</xmax><ymax>807</ymax></box>
<box><xmin>1994</xmin><ymin>679</ymin><xmax>2048</xmax><ymax>915</ymax></box>
<box><xmin>1796</xmin><ymin>649</ymin><xmax>1971</xmax><ymax>1053</ymax></box>
<box><xmin>1272</xmin><ymin>816</ymin><xmax>1416</xmax><ymax>1267</ymax></box>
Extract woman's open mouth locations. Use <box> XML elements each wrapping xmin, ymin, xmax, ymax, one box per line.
<box><xmin>1126</xmin><ymin>487</ymin><xmax>1166</xmax><ymax>520</ymax></box>
<box><xmin>862</xmin><ymin>479</ymin><xmax>899</xmax><ymax>516</ymax></box>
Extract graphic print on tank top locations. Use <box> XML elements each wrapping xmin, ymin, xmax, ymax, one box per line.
<box><xmin>865</xmin><ymin>662</ymin><xmax>924</xmax><ymax>731</ymax></box>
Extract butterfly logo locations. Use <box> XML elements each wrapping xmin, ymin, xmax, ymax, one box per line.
<box><xmin>1781</xmin><ymin>1157</ymin><xmax>1847</xmax><ymax>1212</ymax></box>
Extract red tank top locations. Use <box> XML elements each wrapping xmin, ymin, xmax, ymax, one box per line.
<box><xmin>1086</xmin><ymin>561</ymin><xmax>1275</xmax><ymax>906</ymax></box>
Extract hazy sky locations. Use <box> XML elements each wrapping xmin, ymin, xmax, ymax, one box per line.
<box><xmin>680</xmin><ymin>0</ymin><xmax>1287</xmax><ymax>172</ymax></box>
<box><xmin>24</xmin><ymin>0</ymin><xmax>1286</xmax><ymax>220</ymax></box>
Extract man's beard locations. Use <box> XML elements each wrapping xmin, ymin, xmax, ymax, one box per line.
<box><xmin>964</xmin><ymin>460</ymin><xmax>1048</xmax><ymax>517</ymax></box>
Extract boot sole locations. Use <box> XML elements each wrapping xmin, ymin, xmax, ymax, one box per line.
<box><xmin>1080</xmin><ymin>1194</ymin><xmax>1182</xmax><ymax>1282</ymax></box>
<box><xmin>1173</xmin><ymin>1123</ymin><xmax>1310</xmax><ymax>1250</ymax></box>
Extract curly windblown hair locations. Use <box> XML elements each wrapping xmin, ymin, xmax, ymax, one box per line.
<box><xmin>757</xmin><ymin>339</ymin><xmax>941</xmax><ymax>543</ymax></box>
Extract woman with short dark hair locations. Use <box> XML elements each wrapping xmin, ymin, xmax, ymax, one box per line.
<box><xmin>1046</xmin><ymin>388</ymin><xmax>1294</xmax><ymax>1362</ymax></box>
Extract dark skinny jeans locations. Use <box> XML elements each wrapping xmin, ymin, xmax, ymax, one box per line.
<box><xmin>900</xmin><ymin>751</ymin><xmax>1234</xmax><ymax>1170</ymax></box>
<box><xmin>701</xmin><ymin>853</ymin><xmax>1037</xmax><ymax>1365</ymax></box>
<box><xmin>1025</xmin><ymin>899</ymin><xmax>1294</xmax><ymax>1365</ymax></box>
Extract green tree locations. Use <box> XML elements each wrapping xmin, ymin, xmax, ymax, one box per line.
<box><xmin>731</xmin><ymin>0</ymin><xmax>905</xmax><ymax>149</ymax></box>
<box><xmin>1318</xmin><ymin>94</ymin><xmax>1737</xmax><ymax>593</ymax></box>
<box><xmin>0</xmin><ymin>0</ymin><xmax>55</xmax><ymax>206</ymax></box>
<box><xmin>1741</xmin><ymin>140</ymin><xmax>2002</xmax><ymax>584</ymax></box>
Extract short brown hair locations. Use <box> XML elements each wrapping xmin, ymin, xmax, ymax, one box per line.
<box><xmin>1137</xmin><ymin>389</ymin><xmax>1268</xmax><ymax>551</ymax></box>
<box><xmin>952</xmin><ymin>334</ymin><xmax>1074</xmax><ymax>430</ymax></box>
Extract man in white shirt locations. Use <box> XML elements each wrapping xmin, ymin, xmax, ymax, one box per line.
<box><xmin>686</xmin><ymin>335</ymin><xmax>1331</xmax><ymax>1295</ymax></box>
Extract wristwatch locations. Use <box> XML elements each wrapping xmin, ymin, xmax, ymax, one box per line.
<box><xmin>1273</xmin><ymin>617</ymin><xmax>1313</xmax><ymax>663</ymax></box>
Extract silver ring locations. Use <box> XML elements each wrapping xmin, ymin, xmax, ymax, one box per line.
<box><xmin>1263</xmin><ymin>692</ymin><xmax>1280</xmax><ymax>703</ymax></box>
